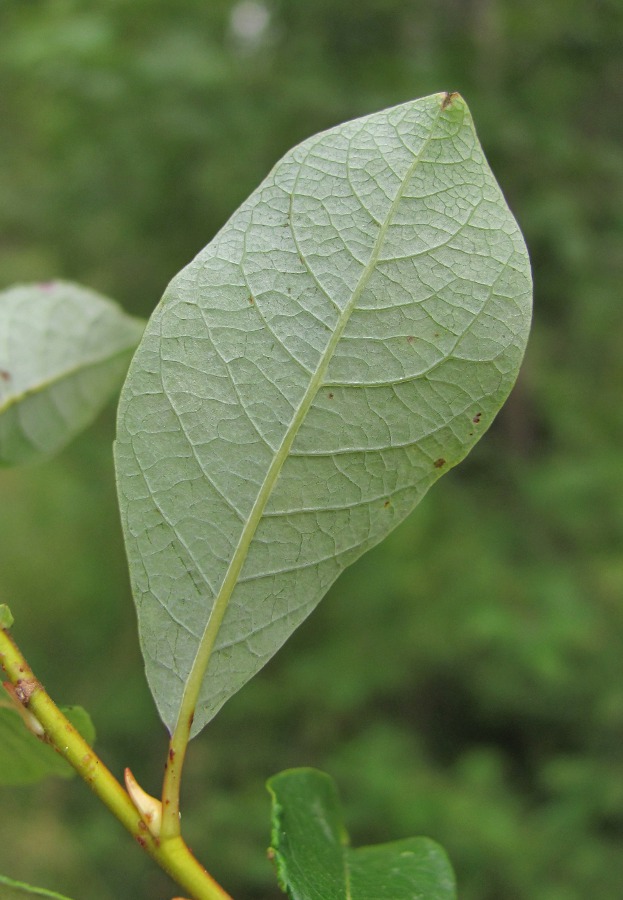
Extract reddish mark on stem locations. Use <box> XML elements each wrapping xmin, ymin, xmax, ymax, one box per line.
<box><xmin>135</xmin><ymin>835</ymin><xmax>147</xmax><ymax>848</ymax></box>
<box><xmin>15</xmin><ymin>678</ymin><xmax>39</xmax><ymax>705</ymax></box>
<box><xmin>434</xmin><ymin>458</ymin><xmax>446</xmax><ymax>469</ymax></box>
<box><xmin>169</xmin><ymin>747</ymin><xmax>175</xmax><ymax>762</ymax></box>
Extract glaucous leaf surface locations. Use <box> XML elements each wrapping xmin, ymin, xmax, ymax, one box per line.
<box><xmin>0</xmin><ymin>705</ymin><xmax>95</xmax><ymax>786</ymax></box>
<box><xmin>115</xmin><ymin>93</ymin><xmax>532</xmax><ymax>736</ymax></box>
<box><xmin>267</xmin><ymin>768</ymin><xmax>456</xmax><ymax>900</ymax></box>
<box><xmin>0</xmin><ymin>281</ymin><xmax>144</xmax><ymax>466</ymax></box>
<box><xmin>0</xmin><ymin>875</ymin><xmax>74</xmax><ymax>899</ymax></box>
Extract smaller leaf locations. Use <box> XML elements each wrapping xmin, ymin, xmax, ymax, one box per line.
<box><xmin>0</xmin><ymin>281</ymin><xmax>144</xmax><ymax>466</ymax></box>
<box><xmin>267</xmin><ymin>768</ymin><xmax>456</xmax><ymax>900</ymax></box>
<box><xmin>0</xmin><ymin>874</ymin><xmax>75</xmax><ymax>899</ymax></box>
<box><xmin>0</xmin><ymin>604</ymin><xmax>14</xmax><ymax>629</ymax></box>
<box><xmin>0</xmin><ymin>705</ymin><xmax>95</xmax><ymax>786</ymax></box>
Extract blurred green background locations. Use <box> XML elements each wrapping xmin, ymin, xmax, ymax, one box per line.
<box><xmin>1</xmin><ymin>1</ymin><xmax>622</xmax><ymax>898</ymax></box>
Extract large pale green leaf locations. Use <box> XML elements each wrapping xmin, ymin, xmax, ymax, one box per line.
<box><xmin>115</xmin><ymin>92</ymin><xmax>532</xmax><ymax>736</ymax></box>
<box><xmin>267</xmin><ymin>768</ymin><xmax>456</xmax><ymax>900</ymax></box>
<box><xmin>0</xmin><ymin>874</ymin><xmax>74</xmax><ymax>899</ymax></box>
<box><xmin>0</xmin><ymin>281</ymin><xmax>144</xmax><ymax>465</ymax></box>
<box><xmin>0</xmin><ymin>705</ymin><xmax>95</xmax><ymax>786</ymax></box>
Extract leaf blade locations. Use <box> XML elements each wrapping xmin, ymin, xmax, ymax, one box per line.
<box><xmin>0</xmin><ymin>705</ymin><xmax>95</xmax><ymax>786</ymax></box>
<box><xmin>267</xmin><ymin>768</ymin><xmax>456</xmax><ymax>900</ymax></box>
<box><xmin>115</xmin><ymin>93</ymin><xmax>532</xmax><ymax>736</ymax></box>
<box><xmin>0</xmin><ymin>281</ymin><xmax>144</xmax><ymax>466</ymax></box>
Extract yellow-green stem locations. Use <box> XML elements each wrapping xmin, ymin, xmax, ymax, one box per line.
<box><xmin>0</xmin><ymin>622</ymin><xmax>233</xmax><ymax>900</ymax></box>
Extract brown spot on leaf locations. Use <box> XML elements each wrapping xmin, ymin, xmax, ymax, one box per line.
<box><xmin>472</xmin><ymin>412</ymin><xmax>482</xmax><ymax>424</ymax></box>
<box><xmin>248</xmin><ymin>295</ymin><xmax>254</xmax><ymax>304</ymax></box>
<box><xmin>328</xmin><ymin>392</ymin><xmax>334</xmax><ymax>399</ymax></box>
<box><xmin>441</xmin><ymin>91</ymin><xmax>459</xmax><ymax>110</ymax></box>
<box><xmin>0</xmin><ymin>370</ymin><xmax>10</xmax><ymax>381</ymax></box>
<box><xmin>406</xmin><ymin>335</ymin><xmax>415</xmax><ymax>343</ymax></box>
<box><xmin>383</xmin><ymin>500</ymin><xmax>391</xmax><ymax>508</ymax></box>
<box><xmin>434</xmin><ymin>458</ymin><xmax>446</xmax><ymax>469</ymax></box>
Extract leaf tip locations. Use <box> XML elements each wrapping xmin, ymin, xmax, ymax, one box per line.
<box><xmin>440</xmin><ymin>90</ymin><xmax>461</xmax><ymax>111</ymax></box>
<box><xmin>0</xmin><ymin>604</ymin><xmax>14</xmax><ymax>630</ymax></box>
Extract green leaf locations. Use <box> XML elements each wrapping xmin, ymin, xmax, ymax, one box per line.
<box><xmin>0</xmin><ymin>604</ymin><xmax>14</xmax><ymax>629</ymax></box>
<box><xmin>0</xmin><ymin>705</ymin><xmax>95</xmax><ymax>786</ymax></box>
<box><xmin>0</xmin><ymin>874</ymin><xmax>75</xmax><ymax>899</ymax></box>
<box><xmin>0</xmin><ymin>281</ymin><xmax>144</xmax><ymax>466</ymax></box>
<box><xmin>115</xmin><ymin>92</ymin><xmax>532</xmax><ymax>736</ymax></box>
<box><xmin>267</xmin><ymin>768</ymin><xmax>456</xmax><ymax>900</ymax></box>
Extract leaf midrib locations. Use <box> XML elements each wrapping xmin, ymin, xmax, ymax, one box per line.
<box><xmin>173</xmin><ymin>99</ymin><xmax>446</xmax><ymax>733</ymax></box>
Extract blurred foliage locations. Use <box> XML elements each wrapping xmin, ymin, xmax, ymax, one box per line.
<box><xmin>0</xmin><ymin>1</ymin><xmax>622</xmax><ymax>898</ymax></box>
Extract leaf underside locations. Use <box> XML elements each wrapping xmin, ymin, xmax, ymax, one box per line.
<box><xmin>115</xmin><ymin>92</ymin><xmax>532</xmax><ymax>737</ymax></box>
<box><xmin>267</xmin><ymin>768</ymin><xmax>456</xmax><ymax>900</ymax></box>
<box><xmin>0</xmin><ymin>281</ymin><xmax>144</xmax><ymax>466</ymax></box>
<box><xmin>0</xmin><ymin>705</ymin><xmax>95</xmax><ymax>786</ymax></box>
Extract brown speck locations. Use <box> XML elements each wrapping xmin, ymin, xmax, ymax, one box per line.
<box><xmin>248</xmin><ymin>295</ymin><xmax>254</xmax><ymax>304</ymax></box>
<box><xmin>434</xmin><ymin>458</ymin><xmax>446</xmax><ymax>469</ymax></box>
<box><xmin>136</xmin><ymin>835</ymin><xmax>146</xmax><ymax>848</ymax></box>
<box><xmin>434</xmin><ymin>332</ymin><xmax>440</xmax><ymax>338</ymax></box>
<box><xmin>188</xmin><ymin>712</ymin><xmax>194</xmax><ymax>727</ymax></box>
<box><xmin>328</xmin><ymin>392</ymin><xmax>334</xmax><ymax>400</ymax></box>
<box><xmin>138</xmin><ymin>819</ymin><xmax>147</xmax><ymax>831</ymax></box>
<box><xmin>15</xmin><ymin>678</ymin><xmax>39</xmax><ymax>705</ymax></box>
<box><xmin>169</xmin><ymin>748</ymin><xmax>175</xmax><ymax>762</ymax></box>
<box><xmin>441</xmin><ymin>91</ymin><xmax>459</xmax><ymax>111</ymax></box>
<box><xmin>0</xmin><ymin>370</ymin><xmax>10</xmax><ymax>381</ymax></box>
<box><xmin>472</xmin><ymin>412</ymin><xmax>482</xmax><ymax>424</ymax></box>
<box><xmin>383</xmin><ymin>500</ymin><xmax>391</xmax><ymax>508</ymax></box>
<box><xmin>406</xmin><ymin>335</ymin><xmax>415</xmax><ymax>344</ymax></box>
